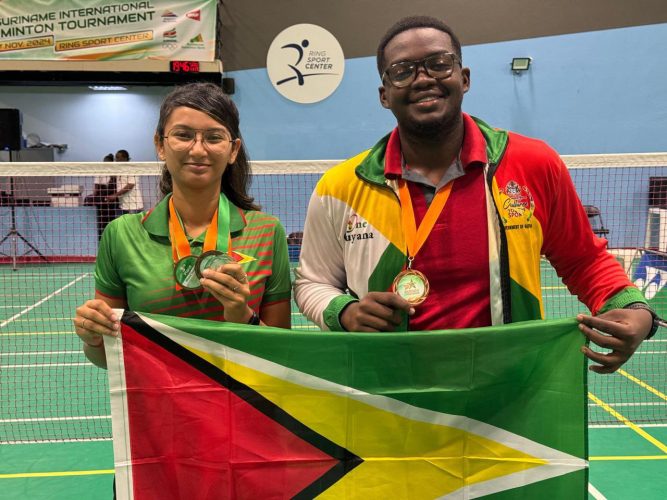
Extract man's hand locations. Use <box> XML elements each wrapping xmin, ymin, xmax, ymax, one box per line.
<box><xmin>340</xmin><ymin>291</ymin><xmax>415</xmax><ymax>332</ymax></box>
<box><xmin>577</xmin><ymin>308</ymin><xmax>653</xmax><ymax>374</ymax></box>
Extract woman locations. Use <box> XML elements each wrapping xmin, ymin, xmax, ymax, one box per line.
<box><xmin>74</xmin><ymin>83</ymin><xmax>291</xmax><ymax>368</ymax></box>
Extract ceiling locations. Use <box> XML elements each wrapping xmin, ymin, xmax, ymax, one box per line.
<box><xmin>219</xmin><ymin>0</ymin><xmax>667</xmax><ymax>70</ymax></box>
<box><xmin>2</xmin><ymin>0</ymin><xmax>665</xmax><ymax>85</ymax></box>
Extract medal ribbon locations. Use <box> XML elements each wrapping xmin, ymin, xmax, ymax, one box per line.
<box><xmin>398</xmin><ymin>179</ymin><xmax>454</xmax><ymax>267</ymax></box>
<box><xmin>168</xmin><ymin>194</ymin><xmax>231</xmax><ymax>263</ymax></box>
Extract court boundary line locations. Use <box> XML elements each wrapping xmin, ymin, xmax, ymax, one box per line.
<box><xmin>0</xmin><ymin>273</ymin><xmax>90</xmax><ymax>329</ymax></box>
<box><xmin>588</xmin><ymin>392</ymin><xmax>667</xmax><ymax>453</ymax></box>
<box><xmin>588</xmin><ymin>482</ymin><xmax>607</xmax><ymax>500</ymax></box>
<box><xmin>590</xmin><ymin>423</ymin><xmax>667</xmax><ymax>428</ymax></box>
<box><xmin>0</xmin><ymin>351</ymin><xmax>81</xmax><ymax>356</ymax></box>
<box><xmin>617</xmin><ymin>368</ymin><xmax>667</xmax><ymax>402</ymax></box>
<box><xmin>0</xmin><ymin>469</ymin><xmax>114</xmax><ymax>479</ymax></box>
<box><xmin>2</xmin><ymin>362</ymin><xmax>93</xmax><ymax>368</ymax></box>
<box><xmin>1</xmin><ymin>416</ymin><xmax>110</xmax><ymax>423</ymax></box>
<box><xmin>1</xmin><ymin>437</ymin><xmax>111</xmax><ymax>445</ymax></box>
<box><xmin>1</xmin><ymin>331</ymin><xmax>84</xmax><ymax>337</ymax></box>
<box><xmin>588</xmin><ymin>402</ymin><xmax>667</xmax><ymax>407</ymax></box>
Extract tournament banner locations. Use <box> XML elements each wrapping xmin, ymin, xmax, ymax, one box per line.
<box><xmin>0</xmin><ymin>0</ymin><xmax>216</xmax><ymax>61</ymax></box>
<box><xmin>106</xmin><ymin>311</ymin><xmax>588</xmax><ymax>499</ymax></box>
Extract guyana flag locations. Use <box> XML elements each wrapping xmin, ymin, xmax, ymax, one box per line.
<box><xmin>105</xmin><ymin>312</ymin><xmax>588</xmax><ymax>499</ymax></box>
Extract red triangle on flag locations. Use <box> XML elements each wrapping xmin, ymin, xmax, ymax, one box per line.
<box><xmin>120</xmin><ymin>323</ymin><xmax>339</xmax><ymax>499</ymax></box>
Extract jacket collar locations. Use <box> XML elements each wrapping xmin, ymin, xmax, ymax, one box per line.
<box><xmin>355</xmin><ymin>114</ymin><xmax>509</xmax><ymax>184</ymax></box>
<box><xmin>142</xmin><ymin>193</ymin><xmax>246</xmax><ymax>240</ymax></box>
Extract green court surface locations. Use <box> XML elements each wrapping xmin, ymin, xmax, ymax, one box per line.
<box><xmin>1</xmin><ymin>261</ymin><xmax>666</xmax><ymax>499</ymax></box>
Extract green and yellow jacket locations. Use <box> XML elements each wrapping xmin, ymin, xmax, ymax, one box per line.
<box><xmin>294</xmin><ymin>115</ymin><xmax>646</xmax><ymax>331</ymax></box>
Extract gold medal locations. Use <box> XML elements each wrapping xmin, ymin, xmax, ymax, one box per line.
<box><xmin>392</xmin><ymin>269</ymin><xmax>430</xmax><ymax>305</ymax></box>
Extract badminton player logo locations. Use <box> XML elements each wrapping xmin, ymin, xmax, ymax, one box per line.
<box><xmin>277</xmin><ymin>39</ymin><xmax>310</xmax><ymax>87</ymax></box>
<box><xmin>267</xmin><ymin>23</ymin><xmax>345</xmax><ymax>104</ymax></box>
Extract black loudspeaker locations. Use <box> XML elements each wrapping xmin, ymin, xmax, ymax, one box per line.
<box><xmin>222</xmin><ymin>77</ymin><xmax>235</xmax><ymax>95</ymax></box>
<box><xmin>0</xmin><ymin>109</ymin><xmax>22</xmax><ymax>151</ymax></box>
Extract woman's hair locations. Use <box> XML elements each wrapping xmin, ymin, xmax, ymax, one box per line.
<box><xmin>156</xmin><ymin>82</ymin><xmax>259</xmax><ymax>211</ymax></box>
<box><xmin>103</xmin><ymin>153</ymin><xmax>114</xmax><ymax>162</ymax></box>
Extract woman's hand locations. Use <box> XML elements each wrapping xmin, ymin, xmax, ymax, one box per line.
<box><xmin>200</xmin><ymin>263</ymin><xmax>254</xmax><ymax>323</ymax></box>
<box><xmin>74</xmin><ymin>299</ymin><xmax>120</xmax><ymax>348</ymax></box>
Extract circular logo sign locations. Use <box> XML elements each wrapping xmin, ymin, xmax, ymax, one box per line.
<box><xmin>266</xmin><ymin>24</ymin><xmax>345</xmax><ymax>104</ymax></box>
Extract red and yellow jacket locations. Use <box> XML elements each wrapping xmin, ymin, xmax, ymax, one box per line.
<box><xmin>294</xmin><ymin>115</ymin><xmax>646</xmax><ymax>331</ymax></box>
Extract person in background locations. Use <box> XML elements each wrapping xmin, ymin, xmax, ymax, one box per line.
<box><xmin>110</xmin><ymin>149</ymin><xmax>144</xmax><ymax>215</ymax></box>
<box><xmin>74</xmin><ymin>83</ymin><xmax>292</xmax><ymax>369</ymax></box>
<box><xmin>294</xmin><ymin>15</ymin><xmax>658</xmax><ymax>374</ymax></box>
<box><xmin>88</xmin><ymin>153</ymin><xmax>119</xmax><ymax>240</ymax></box>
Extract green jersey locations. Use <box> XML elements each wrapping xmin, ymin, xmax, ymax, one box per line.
<box><xmin>95</xmin><ymin>195</ymin><xmax>291</xmax><ymax>321</ymax></box>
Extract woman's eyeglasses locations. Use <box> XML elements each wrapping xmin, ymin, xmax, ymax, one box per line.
<box><xmin>163</xmin><ymin>128</ymin><xmax>235</xmax><ymax>154</ymax></box>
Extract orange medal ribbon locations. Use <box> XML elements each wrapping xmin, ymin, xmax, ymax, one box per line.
<box><xmin>398</xmin><ymin>178</ymin><xmax>454</xmax><ymax>266</ymax></box>
<box><xmin>168</xmin><ymin>196</ymin><xmax>219</xmax><ymax>262</ymax></box>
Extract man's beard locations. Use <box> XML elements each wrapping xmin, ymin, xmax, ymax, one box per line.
<box><xmin>410</xmin><ymin>118</ymin><xmax>449</xmax><ymax>138</ymax></box>
<box><xmin>402</xmin><ymin>107</ymin><xmax>461</xmax><ymax>141</ymax></box>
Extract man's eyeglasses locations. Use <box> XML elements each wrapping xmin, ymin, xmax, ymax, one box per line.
<box><xmin>162</xmin><ymin>128</ymin><xmax>235</xmax><ymax>154</ymax></box>
<box><xmin>383</xmin><ymin>52</ymin><xmax>461</xmax><ymax>88</ymax></box>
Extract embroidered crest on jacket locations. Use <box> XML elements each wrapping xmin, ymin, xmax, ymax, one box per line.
<box><xmin>499</xmin><ymin>180</ymin><xmax>535</xmax><ymax>227</ymax></box>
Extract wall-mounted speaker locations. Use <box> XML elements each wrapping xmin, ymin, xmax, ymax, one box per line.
<box><xmin>0</xmin><ymin>109</ymin><xmax>22</xmax><ymax>151</ymax></box>
<box><xmin>222</xmin><ymin>77</ymin><xmax>235</xmax><ymax>95</ymax></box>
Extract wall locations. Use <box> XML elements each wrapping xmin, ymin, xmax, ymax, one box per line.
<box><xmin>230</xmin><ymin>23</ymin><xmax>667</xmax><ymax>160</ymax></box>
<box><xmin>0</xmin><ymin>87</ymin><xmax>170</xmax><ymax>162</ymax></box>
<box><xmin>0</xmin><ymin>24</ymin><xmax>665</xmax><ymax>161</ymax></box>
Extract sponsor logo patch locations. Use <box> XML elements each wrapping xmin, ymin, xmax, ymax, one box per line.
<box><xmin>499</xmin><ymin>180</ymin><xmax>535</xmax><ymax>229</ymax></box>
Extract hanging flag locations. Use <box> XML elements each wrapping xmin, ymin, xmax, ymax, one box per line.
<box><xmin>105</xmin><ymin>312</ymin><xmax>588</xmax><ymax>499</ymax></box>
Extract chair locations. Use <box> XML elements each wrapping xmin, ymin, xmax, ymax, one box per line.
<box><xmin>583</xmin><ymin>205</ymin><xmax>609</xmax><ymax>237</ymax></box>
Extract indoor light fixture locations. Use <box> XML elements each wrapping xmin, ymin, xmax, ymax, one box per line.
<box><xmin>510</xmin><ymin>57</ymin><xmax>532</xmax><ymax>74</ymax></box>
<box><xmin>88</xmin><ymin>85</ymin><xmax>128</xmax><ymax>91</ymax></box>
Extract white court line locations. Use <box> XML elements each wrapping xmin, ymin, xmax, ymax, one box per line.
<box><xmin>0</xmin><ymin>331</ymin><xmax>74</xmax><ymax>337</ymax></box>
<box><xmin>0</xmin><ymin>273</ymin><xmax>90</xmax><ymax>329</ymax></box>
<box><xmin>588</xmin><ymin>402</ymin><xmax>667</xmax><ymax>407</ymax></box>
<box><xmin>4</xmin><ymin>318</ymin><xmax>74</xmax><ymax>322</ymax></box>
<box><xmin>634</xmin><ymin>351</ymin><xmax>667</xmax><ymax>354</ymax></box>
<box><xmin>0</xmin><ymin>351</ymin><xmax>81</xmax><ymax>357</ymax></box>
<box><xmin>588</xmin><ymin>483</ymin><xmax>608</xmax><ymax>500</ymax></box>
<box><xmin>1</xmin><ymin>437</ymin><xmax>112</xmax><ymax>445</ymax></box>
<box><xmin>0</xmin><ymin>305</ymin><xmax>31</xmax><ymax>309</ymax></box>
<box><xmin>590</xmin><ymin>423</ymin><xmax>667</xmax><ymax>429</ymax></box>
<box><xmin>0</xmin><ymin>274</ymin><xmax>93</xmax><ymax>279</ymax></box>
<box><xmin>2</xmin><ymin>362</ymin><xmax>92</xmax><ymax>368</ymax></box>
<box><xmin>1</xmin><ymin>415</ymin><xmax>110</xmax><ymax>423</ymax></box>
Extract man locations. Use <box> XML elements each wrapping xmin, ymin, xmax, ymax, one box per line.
<box><xmin>90</xmin><ymin>153</ymin><xmax>119</xmax><ymax>239</ymax></box>
<box><xmin>111</xmin><ymin>149</ymin><xmax>144</xmax><ymax>214</ymax></box>
<box><xmin>294</xmin><ymin>16</ymin><xmax>657</xmax><ymax>374</ymax></box>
